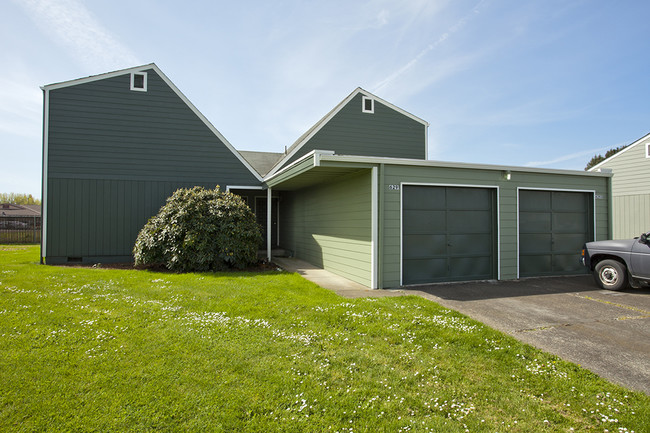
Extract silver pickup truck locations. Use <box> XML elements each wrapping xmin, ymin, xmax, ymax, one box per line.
<box><xmin>581</xmin><ymin>232</ymin><xmax>650</xmax><ymax>290</ymax></box>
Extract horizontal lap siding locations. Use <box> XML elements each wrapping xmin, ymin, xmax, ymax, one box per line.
<box><xmin>47</xmin><ymin>70</ymin><xmax>256</xmax><ymax>184</ymax></box>
<box><xmin>283</xmin><ymin>94</ymin><xmax>425</xmax><ymax>166</ymax></box>
<box><xmin>280</xmin><ymin>170</ymin><xmax>372</xmax><ymax>286</ymax></box>
<box><xmin>381</xmin><ymin>165</ymin><xmax>610</xmax><ymax>288</ymax></box>
<box><xmin>45</xmin><ymin>69</ymin><xmax>259</xmax><ymax>262</ymax></box>
<box><xmin>598</xmin><ymin>143</ymin><xmax>650</xmax><ymax>196</ymax></box>
<box><xmin>597</xmin><ymin>141</ymin><xmax>650</xmax><ymax>238</ymax></box>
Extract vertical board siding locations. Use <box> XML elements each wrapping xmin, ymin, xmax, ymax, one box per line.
<box><xmin>282</xmin><ymin>94</ymin><xmax>425</xmax><ymax>167</ymax></box>
<box><xmin>612</xmin><ymin>194</ymin><xmax>650</xmax><ymax>239</ymax></box>
<box><xmin>45</xmin><ymin>69</ymin><xmax>260</xmax><ymax>262</ymax></box>
<box><xmin>280</xmin><ymin>170</ymin><xmax>372</xmax><ymax>286</ymax></box>
<box><xmin>46</xmin><ymin>178</ymin><xmax>228</xmax><ymax>263</ymax></box>
<box><xmin>381</xmin><ymin>164</ymin><xmax>610</xmax><ymax>288</ymax></box>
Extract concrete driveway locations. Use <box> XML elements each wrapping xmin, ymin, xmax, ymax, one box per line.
<box><xmin>402</xmin><ymin>276</ymin><xmax>650</xmax><ymax>395</ymax></box>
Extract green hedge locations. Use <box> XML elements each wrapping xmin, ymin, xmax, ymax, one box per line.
<box><xmin>133</xmin><ymin>186</ymin><xmax>262</xmax><ymax>272</ymax></box>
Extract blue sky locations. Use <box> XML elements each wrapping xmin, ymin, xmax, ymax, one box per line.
<box><xmin>2</xmin><ymin>0</ymin><xmax>649</xmax><ymax>198</ymax></box>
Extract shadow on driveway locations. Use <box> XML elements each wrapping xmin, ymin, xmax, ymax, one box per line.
<box><xmin>405</xmin><ymin>274</ymin><xmax>650</xmax><ymax>301</ymax></box>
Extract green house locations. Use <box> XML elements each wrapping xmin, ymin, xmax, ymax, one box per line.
<box><xmin>41</xmin><ymin>64</ymin><xmax>612</xmax><ymax>288</ymax></box>
<box><xmin>588</xmin><ymin>132</ymin><xmax>650</xmax><ymax>239</ymax></box>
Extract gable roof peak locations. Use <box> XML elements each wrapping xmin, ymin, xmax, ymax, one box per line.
<box><xmin>42</xmin><ymin>63</ymin><xmax>263</xmax><ymax>182</ymax></box>
<box><xmin>265</xmin><ymin>87</ymin><xmax>429</xmax><ymax>177</ymax></box>
<box><xmin>42</xmin><ymin>63</ymin><xmax>158</xmax><ymax>90</ymax></box>
<box><xmin>589</xmin><ymin>131</ymin><xmax>650</xmax><ymax>171</ymax></box>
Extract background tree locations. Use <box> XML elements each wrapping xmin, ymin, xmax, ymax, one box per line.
<box><xmin>0</xmin><ymin>193</ymin><xmax>41</xmax><ymax>205</ymax></box>
<box><xmin>585</xmin><ymin>145</ymin><xmax>629</xmax><ymax>170</ymax></box>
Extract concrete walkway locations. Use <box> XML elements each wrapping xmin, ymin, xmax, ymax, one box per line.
<box><xmin>273</xmin><ymin>257</ymin><xmax>403</xmax><ymax>298</ymax></box>
<box><xmin>274</xmin><ymin>257</ymin><xmax>650</xmax><ymax>395</ymax></box>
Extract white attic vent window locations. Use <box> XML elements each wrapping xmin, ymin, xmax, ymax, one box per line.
<box><xmin>646</xmin><ymin>142</ymin><xmax>650</xmax><ymax>158</ymax></box>
<box><xmin>130</xmin><ymin>72</ymin><xmax>147</xmax><ymax>92</ymax></box>
<box><xmin>362</xmin><ymin>96</ymin><xmax>374</xmax><ymax>113</ymax></box>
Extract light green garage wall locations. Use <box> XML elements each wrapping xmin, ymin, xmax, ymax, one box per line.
<box><xmin>279</xmin><ymin>170</ymin><xmax>372</xmax><ymax>286</ymax></box>
<box><xmin>379</xmin><ymin>164</ymin><xmax>610</xmax><ymax>288</ymax></box>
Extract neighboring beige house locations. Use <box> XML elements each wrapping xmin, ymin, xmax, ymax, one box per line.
<box><xmin>590</xmin><ymin>132</ymin><xmax>650</xmax><ymax>239</ymax></box>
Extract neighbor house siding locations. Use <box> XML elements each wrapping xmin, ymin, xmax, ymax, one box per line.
<box><xmin>279</xmin><ymin>170</ymin><xmax>372</xmax><ymax>286</ymax></box>
<box><xmin>594</xmin><ymin>137</ymin><xmax>650</xmax><ymax>239</ymax></box>
<box><xmin>45</xmin><ymin>68</ymin><xmax>260</xmax><ymax>263</ymax></box>
<box><xmin>611</xmin><ymin>195</ymin><xmax>650</xmax><ymax>239</ymax></box>
<box><xmin>380</xmin><ymin>164</ymin><xmax>610</xmax><ymax>288</ymax></box>
<box><xmin>282</xmin><ymin>94</ymin><xmax>426</xmax><ymax>167</ymax></box>
<box><xmin>597</xmin><ymin>140</ymin><xmax>650</xmax><ymax>196</ymax></box>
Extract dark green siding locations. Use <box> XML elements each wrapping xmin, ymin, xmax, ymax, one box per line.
<box><xmin>282</xmin><ymin>94</ymin><xmax>425</xmax><ymax>167</ymax></box>
<box><xmin>45</xmin><ymin>69</ymin><xmax>260</xmax><ymax>263</ymax></box>
<box><xmin>47</xmin><ymin>70</ymin><xmax>257</xmax><ymax>183</ymax></box>
<box><xmin>46</xmin><ymin>178</ymin><xmax>221</xmax><ymax>263</ymax></box>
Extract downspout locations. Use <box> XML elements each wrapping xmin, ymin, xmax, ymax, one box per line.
<box><xmin>267</xmin><ymin>187</ymin><xmax>272</xmax><ymax>262</ymax></box>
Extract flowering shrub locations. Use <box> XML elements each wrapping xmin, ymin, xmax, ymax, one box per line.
<box><xmin>133</xmin><ymin>186</ymin><xmax>262</xmax><ymax>272</ymax></box>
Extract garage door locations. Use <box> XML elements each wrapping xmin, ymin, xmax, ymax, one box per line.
<box><xmin>402</xmin><ymin>185</ymin><xmax>497</xmax><ymax>285</ymax></box>
<box><xmin>519</xmin><ymin>190</ymin><xmax>593</xmax><ymax>277</ymax></box>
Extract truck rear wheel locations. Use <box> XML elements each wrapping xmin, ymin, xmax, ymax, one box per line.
<box><xmin>594</xmin><ymin>259</ymin><xmax>628</xmax><ymax>291</ymax></box>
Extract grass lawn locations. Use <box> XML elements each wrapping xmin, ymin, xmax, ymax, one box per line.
<box><xmin>1</xmin><ymin>245</ymin><xmax>648</xmax><ymax>432</ymax></box>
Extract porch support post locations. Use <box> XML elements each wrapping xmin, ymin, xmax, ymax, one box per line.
<box><xmin>371</xmin><ymin>166</ymin><xmax>378</xmax><ymax>289</ymax></box>
<box><xmin>267</xmin><ymin>187</ymin><xmax>272</xmax><ymax>262</ymax></box>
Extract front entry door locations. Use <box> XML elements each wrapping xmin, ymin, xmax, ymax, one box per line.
<box><xmin>255</xmin><ymin>197</ymin><xmax>279</xmax><ymax>248</ymax></box>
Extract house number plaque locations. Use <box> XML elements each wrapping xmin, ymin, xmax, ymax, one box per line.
<box><xmin>388</xmin><ymin>184</ymin><xmax>400</xmax><ymax>190</ymax></box>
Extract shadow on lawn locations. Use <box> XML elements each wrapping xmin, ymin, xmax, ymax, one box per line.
<box><xmin>54</xmin><ymin>260</ymin><xmax>284</xmax><ymax>274</ymax></box>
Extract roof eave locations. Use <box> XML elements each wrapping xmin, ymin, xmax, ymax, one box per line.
<box><xmin>265</xmin><ymin>87</ymin><xmax>429</xmax><ymax>177</ymax></box>
<box><xmin>41</xmin><ymin>64</ymin><xmax>264</xmax><ymax>183</ymax></box>
<box><xmin>41</xmin><ymin>63</ymin><xmax>158</xmax><ymax>91</ymax></box>
<box><xmin>589</xmin><ymin>131</ymin><xmax>650</xmax><ymax>172</ymax></box>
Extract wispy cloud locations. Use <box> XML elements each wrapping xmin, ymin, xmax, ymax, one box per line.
<box><xmin>372</xmin><ymin>0</ymin><xmax>487</xmax><ymax>93</ymax></box>
<box><xmin>524</xmin><ymin>145</ymin><xmax>616</xmax><ymax>168</ymax></box>
<box><xmin>13</xmin><ymin>0</ymin><xmax>139</xmax><ymax>72</ymax></box>
<box><xmin>0</xmin><ymin>73</ymin><xmax>41</xmax><ymax>139</ymax></box>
